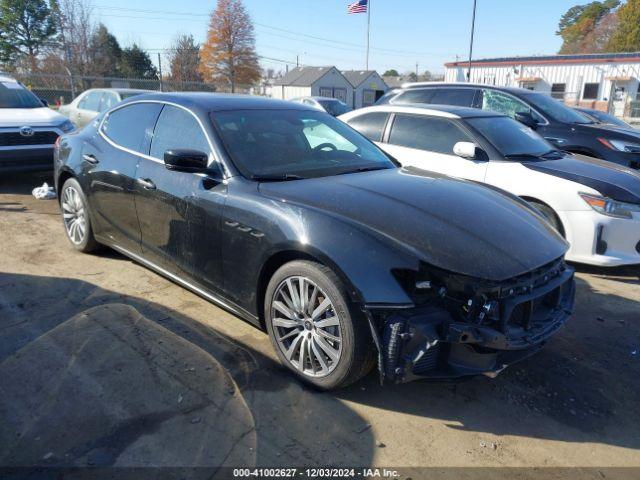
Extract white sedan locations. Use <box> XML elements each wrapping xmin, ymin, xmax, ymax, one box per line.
<box><xmin>341</xmin><ymin>104</ymin><xmax>640</xmax><ymax>267</ymax></box>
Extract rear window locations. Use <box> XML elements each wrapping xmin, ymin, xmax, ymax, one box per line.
<box><xmin>0</xmin><ymin>81</ymin><xmax>43</xmax><ymax>108</ymax></box>
<box><xmin>388</xmin><ymin>114</ymin><xmax>471</xmax><ymax>154</ymax></box>
<box><xmin>101</xmin><ymin>103</ymin><xmax>163</xmax><ymax>153</ymax></box>
<box><xmin>392</xmin><ymin>88</ymin><xmax>477</xmax><ymax>107</ymax></box>
<box><xmin>346</xmin><ymin>112</ymin><xmax>389</xmax><ymax>141</ymax></box>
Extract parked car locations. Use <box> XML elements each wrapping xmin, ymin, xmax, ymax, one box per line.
<box><xmin>341</xmin><ymin>104</ymin><xmax>640</xmax><ymax>267</ymax></box>
<box><xmin>54</xmin><ymin>93</ymin><xmax>574</xmax><ymax>389</ymax></box>
<box><xmin>289</xmin><ymin>96</ymin><xmax>352</xmax><ymax>116</ymax></box>
<box><xmin>574</xmin><ymin>107</ymin><xmax>637</xmax><ymax>131</ymax></box>
<box><xmin>376</xmin><ymin>83</ymin><xmax>640</xmax><ymax>170</ymax></box>
<box><xmin>0</xmin><ymin>73</ymin><xmax>75</xmax><ymax>172</ymax></box>
<box><xmin>58</xmin><ymin>88</ymin><xmax>151</xmax><ymax>128</ymax></box>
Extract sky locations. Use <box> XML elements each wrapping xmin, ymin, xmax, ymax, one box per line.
<box><xmin>92</xmin><ymin>0</ymin><xmax>586</xmax><ymax>75</ymax></box>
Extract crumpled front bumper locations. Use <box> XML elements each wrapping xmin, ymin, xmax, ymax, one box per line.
<box><xmin>373</xmin><ymin>266</ymin><xmax>575</xmax><ymax>383</ymax></box>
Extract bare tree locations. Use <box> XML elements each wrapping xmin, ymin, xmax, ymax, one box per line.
<box><xmin>52</xmin><ymin>0</ymin><xmax>96</xmax><ymax>75</ymax></box>
<box><xmin>167</xmin><ymin>34</ymin><xmax>202</xmax><ymax>85</ymax></box>
<box><xmin>199</xmin><ymin>0</ymin><xmax>261</xmax><ymax>92</ymax></box>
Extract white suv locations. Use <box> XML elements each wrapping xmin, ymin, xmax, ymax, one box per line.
<box><xmin>0</xmin><ymin>74</ymin><xmax>75</xmax><ymax>172</ymax></box>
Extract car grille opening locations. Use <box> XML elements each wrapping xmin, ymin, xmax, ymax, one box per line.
<box><xmin>412</xmin><ymin>344</ymin><xmax>440</xmax><ymax>374</ymax></box>
<box><xmin>0</xmin><ymin>131</ymin><xmax>59</xmax><ymax>147</ymax></box>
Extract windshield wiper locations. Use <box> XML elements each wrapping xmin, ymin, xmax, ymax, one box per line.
<box><xmin>336</xmin><ymin>166</ymin><xmax>389</xmax><ymax>176</ymax></box>
<box><xmin>540</xmin><ymin>149</ymin><xmax>565</xmax><ymax>159</ymax></box>
<box><xmin>505</xmin><ymin>149</ymin><xmax>564</xmax><ymax>160</ymax></box>
<box><xmin>504</xmin><ymin>153</ymin><xmax>545</xmax><ymax>160</ymax></box>
<box><xmin>251</xmin><ymin>174</ymin><xmax>305</xmax><ymax>182</ymax></box>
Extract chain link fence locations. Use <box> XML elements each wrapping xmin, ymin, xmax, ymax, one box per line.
<box><xmin>12</xmin><ymin>72</ymin><xmax>255</xmax><ymax>108</ymax></box>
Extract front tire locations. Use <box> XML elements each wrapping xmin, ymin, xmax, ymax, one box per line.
<box><xmin>60</xmin><ymin>178</ymin><xmax>99</xmax><ymax>253</ymax></box>
<box><xmin>264</xmin><ymin>260</ymin><xmax>374</xmax><ymax>390</ymax></box>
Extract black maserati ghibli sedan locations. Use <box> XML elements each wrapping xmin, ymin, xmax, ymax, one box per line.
<box><xmin>54</xmin><ymin>93</ymin><xmax>575</xmax><ymax>389</ymax></box>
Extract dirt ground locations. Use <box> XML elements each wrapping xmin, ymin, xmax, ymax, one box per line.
<box><xmin>1</xmin><ymin>172</ymin><xmax>639</xmax><ymax>475</ymax></box>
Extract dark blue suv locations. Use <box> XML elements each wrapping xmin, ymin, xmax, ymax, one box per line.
<box><xmin>377</xmin><ymin>83</ymin><xmax>640</xmax><ymax>170</ymax></box>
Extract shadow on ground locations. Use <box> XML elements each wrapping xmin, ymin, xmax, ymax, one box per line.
<box><xmin>0</xmin><ymin>273</ymin><xmax>375</xmax><ymax>469</ymax></box>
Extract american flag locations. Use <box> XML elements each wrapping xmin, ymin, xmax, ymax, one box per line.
<box><xmin>348</xmin><ymin>0</ymin><xmax>368</xmax><ymax>14</ymax></box>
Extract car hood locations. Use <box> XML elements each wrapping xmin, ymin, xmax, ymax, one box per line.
<box><xmin>578</xmin><ymin>122</ymin><xmax>640</xmax><ymax>140</ymax></box>
<box><xmin>259</xmin><ymin>168</ymin><xmax>567</xmax><ymax>281</ymax></box>
<box><xmin>0</xmin><ymin>107</ymin><xmax>66</xmax><ymax>127</ymax></box>
<box><xmin>524</xmin><ymin>154</ymin><xmax>640</xmax><ymax>204</ymax></box>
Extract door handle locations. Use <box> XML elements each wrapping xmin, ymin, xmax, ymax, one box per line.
<box><xmin>137</xmin><ymin>178</ymin><xmax>156</xmax><ymax>190</ymax></box>
<box><xmin>82</xmin><ymin>154</ymin><xmax>99</xmax><ymax>164</ymax></box>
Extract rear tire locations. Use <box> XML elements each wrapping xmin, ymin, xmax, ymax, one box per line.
<box><xmin>60</xmin><ymin>178</ymin><xmax>99</xmax><ymax>253</ymax></box>
<box><xmin>264</xmin><ymin>260</ymin><xmax>375</xmax><ymax>390</ymax></box>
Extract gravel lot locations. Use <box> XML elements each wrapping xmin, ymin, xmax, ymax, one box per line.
<box><xmin>1</xmin><ymin>172</ymin><xmax>639</xmax><ymax>473</ymax></box>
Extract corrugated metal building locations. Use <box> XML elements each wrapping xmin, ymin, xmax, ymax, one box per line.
<box><xmin>445</xmin><ymin>52</ymin><xmax>640</xmax><ymax>117</ymax></box>
<box><xmin>271</xmin><ymin>66</ymin><xmax>354</xmax><ymax>106</ymax></box>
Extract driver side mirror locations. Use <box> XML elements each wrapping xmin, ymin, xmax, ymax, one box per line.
<box><xmin>453</xmin><ymin>141</ymin><xmax>484</xmax><ymax>160</ymax></box>
<box><xmin>515</xmin><ymin>111</ymin><xmax>538</xmax><ymax>130</ymax></box>
<box><xmin>164</xmin><ymin>149</ymin><xmax>211</xmax><ymax>174</ymax></box>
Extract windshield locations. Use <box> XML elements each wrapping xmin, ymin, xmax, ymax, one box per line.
<box><xmin>318</xmin><ymin>100</ymin><xmax>351</xmax><ymax>116</ymax></box>
<box><xmin>0</xmin><ymin>81</ymin><xmax>43</xmax><ymax>108</ymax></box>
<box><xmin>582</xmin><ymin>109</ymin><xmax>632</xmax><ymax>128</ymax></box>
<box><xmin>211</xmin><ymin>109</ymin><xmax>395</xmax><ymax>179</ymax></box>
<box><xmin>523</xmin><ymin>92</ymin><xmax>592</xmax><ymax>124</ymax></box>
<box><xmin>468</xmin><ymin>116</ymin><xmax>558</xmax><ymax>158</ymax></box>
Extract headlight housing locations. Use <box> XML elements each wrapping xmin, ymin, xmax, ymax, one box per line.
<box><xmin>597</xmin><ymin>138</ymin><xmax>640</xmax><ymax>153</ymax></box>
<box><xmin>579</xmin><ymin>193</ymin><xmax>640</xmax><ymax>219</ymax></box>
<box><xmin>58</xmin><ymin>119</ymin><xmax>76</xmax><ymax>133</ymax></box>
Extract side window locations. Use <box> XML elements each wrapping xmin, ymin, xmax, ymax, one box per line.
<box><xmin>481</xmin><ymin>89</ymin><xmax>542</xmax><ymax>122</ymax></box>
<box><xmin>347</xmin><ymin>112</ymin><xmax>389</xmax><ymax>141</ymax></box>
<box><xmin>99</xmin><ymin>92</ymin><xmax>118</xmax><ymax>112</ymax></box>
<box><xmin>101</xmin><ymin>103</ymin><xmax>163</xmax><ymax>153</ymax></box>
<box><xmin>430</xmin><ymin>88</ymin><xmax>477</xmax><ymax>107</ymax></box>
<box><xmin>393</xmin><ymin>89</ymin><xmax>437</xmax><ymax>104</ymax></box>
<box><xmin>150</xmin><ymin>105</ymin><xmax>210</xmax><ymax>159</ymax></box>
<box><xmin>80</xmin><ymin>91</ymin><xmax>103</xmax><ymax>112</ymax></box>
<box><xmin>388</xmin><ymin>115</ymin><xmax>471</xmax><ymax>154</ymax></box>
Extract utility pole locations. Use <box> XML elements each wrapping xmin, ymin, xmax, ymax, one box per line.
<box><xmin>296</xmin><ymin>55</ymin><xmax>299</xmax><ymax>68</ymax></box>
<box><xmin>365</xmin><ymin>0</ymin><xmax>372</xmax><ymax>70</ymax></box>
<box><xmin>416</xmin><ymin>62</ymin><xmax>419</xmax><ymax>78</ymax></box>
<box><xmin>467</xmin><ymin>0</ymin><xmax>477</xmax><ymax>82</ymax></box>
<box><xmin>157</xmin><ymin>53</ymin><xmax>163</xmax><ymax>92</ymax></box>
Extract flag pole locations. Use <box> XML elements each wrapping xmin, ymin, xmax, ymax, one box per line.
<box><xmin>366</xmin><ymin>0</ymin><xmax>371</xmax><ymax>70</ymax></box>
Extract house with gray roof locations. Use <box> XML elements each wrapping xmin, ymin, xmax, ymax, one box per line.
<box><xmin>271</xmin><ymin>66</ymin><xmax>353</xmax><ymax>107</ymax></box>
<box><xmin>342</xmin><ymin>70</ymin><xmax>388</xmax><ymax>109</ymax></box>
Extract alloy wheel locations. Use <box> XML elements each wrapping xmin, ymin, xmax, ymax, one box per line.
<box><xmin>61</xmin><ymin>186</ymin><xmax>87</xmax><ymax>245</ymax></box>
<box><xmin>271</xmin><ymin>276</ymin><xmax>343</xmax><ymax>377</ymax></box>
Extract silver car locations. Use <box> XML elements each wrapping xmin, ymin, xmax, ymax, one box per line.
<box><xmin>59</xmin><ymin>88</ymin><xmax>151</xmax><ymax>128</ymax></box>
<box><xmin>289</xmin><ymin>96</ymin><xmax>352</xmax><ymax>116</ymax></box>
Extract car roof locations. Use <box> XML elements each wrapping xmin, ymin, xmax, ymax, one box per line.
<box><xmin>344</xmin><ymin>103</ymin><xmax>505</xmax><ymax>120</ymax></box>
<box><xmin>399</xmin><ymin>81</ymin><xmax>538</xmax><ymax>96</ymax></box>
<box><xmin>0</xmin><ymin>73</ymin><xmax>17</xmax><ymax>83</ymax></box>
<box><xmin>85</xmin><ymin>88</ymin><xmax>153</xmax><ymax>94</ymax></box>
<box><xmin>124</xmin><ymin>92</ymin><xmax>315</xmax><ymax>112</ymax></box>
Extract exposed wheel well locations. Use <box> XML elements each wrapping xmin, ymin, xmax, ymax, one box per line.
<box><xmin>57</xmin><ymin>170</ymin><xmax>75</xmax><ymax>201</ymax></box>
<box><xmin>256</xmin><ymin>250</ymin><xmax>360</xmax><ymax>328</ymax></box>
<box><xmin>256</xmin><ymin>251</ymin><xmax>320</xmax><ymax>327</ymax></box>
<box><xmin>520</xmin><ymin>196</ymin><xmax>566</xmax><ymax>238</ymax></box>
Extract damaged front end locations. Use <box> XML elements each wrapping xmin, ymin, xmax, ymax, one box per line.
<box><xmin>367</xmin><ymin>257</ymin><xmax>575</xmax><ymax>383</ymax></box>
